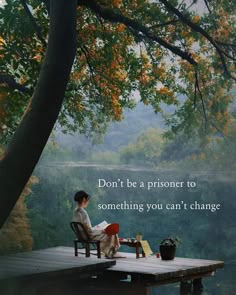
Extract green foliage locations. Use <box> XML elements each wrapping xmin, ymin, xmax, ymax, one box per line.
<box><xmin>120</xmin><ymin>128</ymin><xmax>164</xmax><ymax>165</ymax></box>
<box><xmin>0</xmin><ymin>0</ymin><xmax>236</xmax><ymax>143</ymax></box>
<box><xmin>0</xmin><ymin>177</ymin><xmax>36</xmax><ymax>254</ymax></box>
<box><xmin>88</xmin><ymin>151</ymin><xmax>120</xmax><ymax>164</ymax></box>
<box><xmin>160</xmin><ymin>236</ymin><xmax>181</xmax><ymax>247</ymax></box>
<box><xmin>39</xmin><ymin>139</ymin><xmax>74</xmax><ymax>162</ymax></box>
<box><xmin>160</xmin><ymin>132</ymin><xmax>200</xmax><ymax>162</ymax></box>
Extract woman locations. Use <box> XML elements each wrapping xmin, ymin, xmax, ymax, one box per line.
<box><xmin>72</xmin><ymin>190</ymin><xmax>120</xmax><ymax>258</ymax></box>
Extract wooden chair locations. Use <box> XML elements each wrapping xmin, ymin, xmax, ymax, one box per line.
<box><xmin>70</xmin><ymin>221</ymin><xmax>101</xmax><ymax>258</ymax></box>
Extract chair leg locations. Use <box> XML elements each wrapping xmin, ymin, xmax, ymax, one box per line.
<box><xmin>135</xmin><ymin>244</ymin><xmax>140</xmax><ymax>259</ymax></box>
<box><xmin>97</xmin><ymin>242</ymin><xmax>101</xmax><ymax>258</ymax></box>
<box><xmin>74</xmin><ymin>240</ymin><xmax>78</xmax><ymax>257</ymax></box>
<box><xmin>85</xmin><ymin>243</ymin><xmax>90</xmax><ymax>257</ymax></box>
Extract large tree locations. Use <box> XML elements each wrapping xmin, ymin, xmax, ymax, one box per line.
<box><xmin>0</xmin><ymin>0</ymin><xmax>235</xmax><ymax>228</ymax></box>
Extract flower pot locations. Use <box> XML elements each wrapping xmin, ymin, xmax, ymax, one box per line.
<box><xmin>159</xmin><ymin>239</ymin><xmax>176</xmax><ymax>260</ymax></box>
<box><xmin>160</xmin><ymin>244</ymin><xmax>176</xmax><ymax>260</ymax></box>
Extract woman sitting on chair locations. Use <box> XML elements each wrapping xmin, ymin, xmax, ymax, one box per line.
<box><xmin>72</xmin><ymin>190</ymin><xmax>120</xmax><ymax>258</ymax></box>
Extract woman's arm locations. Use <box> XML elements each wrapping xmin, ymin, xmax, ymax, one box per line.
<box><xmin>83</xmin><ymin>210</ymin><xmax>104</xmax><ymax>235</ymax></box>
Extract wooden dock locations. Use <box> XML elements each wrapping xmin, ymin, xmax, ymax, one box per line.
<box><xmin>0</xmin><ymin>246</ymin><xmax>115</xmax><ymax>281</ymax></box>
<box><xmin>0</xmin><ymin>246</ymin><xmax>115</xmax><ymax>295</ymax></box>
<box><xmin>106</xmin><ymin>254</ymin><xmax>224</xmax><ymax>283</ymax></box>
<box><xmin>0</xmin><ymin>246</ymin><xmax>224</xmax><ymax>295</ymax></box>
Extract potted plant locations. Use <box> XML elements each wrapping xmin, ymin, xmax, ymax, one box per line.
<box><xmin>159</xmin><ymin>236</ymin><xmax>181</xmax><ymax>260</ymax></box>
<box><xmin>136</xmin><ymin>231</ymin><xmax>143</xmax><ymax>242</ymax></box>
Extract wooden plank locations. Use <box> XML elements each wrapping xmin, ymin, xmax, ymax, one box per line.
<box><xmin>135</xmin><ymin>261</ymin><xmax>220</xmax><ymax>274</ymax></box>
<box><xmin>0</xmin><ymin>254</ymin><xmax>110</xmax><ymax>269</ymax></box>
<box><xmin>105</xmin><ymin>254</ymin><xmax>224</xmax><ymax>283</ymax></box>
<box><xmin>145</xmin><ymin>271</ymin><xmax>215</xmax><ymax>287</ymax></box>
<box><xmin>0</xmin><ymin>246</ymin><xmax>224</xmax><ymax>288</ymax></box>
<box><xmin>0</xmin><ymin>260</ymin><xmax>98</xmax><ymax>277</ymax></box>
<box><xmin>0</xmin><ymin>248</ymin><xmax>115</xmax><ymax>281</ymax></box>
<box><xmin>107</xmin><ymin>256</ymin><xmax>223</xmax><ymax>270</ymax></box>
<box><xmin>34</xmin><ymin>248</ymin><xmax>224</xmax><ymax>274</ymax></box>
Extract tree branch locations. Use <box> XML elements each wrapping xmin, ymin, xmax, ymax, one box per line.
<box><xmin>20</xmin><ymin>0</ymin><xmax>47</xmax><ymax>48</ymax></box>
<box><xmin>209</xmin><ymin>121</ymin><xmax>225</xmax><ymax>138</ymax></box>
<box><xmin>0</xmin><ymin>73</ymin><xmax>32</xmax><ymax>95</ymax></box>
<box><xmin>215</xmin><ymin>41</ymin><xmax>236</xmax><ymax>48</ymax></box>
<box><xmin>159</xmin><ymin>0</ymin><xmax>236</xmax><ymax>81</ymax></box>
<box><xmin>149</xmin><ymin>19</ymin><xmax>179</xmax><ymax>29</ymax></box>
<box><xmin>185</xmin><ymin>1</ymin><xmax>196</xmax><ymax>11</ymax></box>
<box><xmin>77</xmin><ymin>0</ymin><xmax>197</xmax><ymax>66</ymax></box>
<box><xmin>194</xmin><ymin>71</ymin><xmax>207</xmax><ymax>130</ymax></box>
<box><xmin>79</xmin><ymin>45</ymin><xmax>97</xmax><ymax>87</ymax></box>
<box><xmin>203</xmin><ymin>0</ymin><xmax>211</xmax><ymax>14</ymax></box>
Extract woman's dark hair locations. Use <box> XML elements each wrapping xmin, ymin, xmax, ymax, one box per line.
<box><xmin>74</xmin><ymin>190</ymin><xmax>90</xmax><ymax>204</ymax></box>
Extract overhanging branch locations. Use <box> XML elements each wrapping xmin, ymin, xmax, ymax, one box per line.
<box><xmin>77</xmin><ymin>0</ymin><xmax>197</xmax><ymax>66</ymax></box>
<box><xmin>0</xmin><ymin>73</ymin><xmax>32</xmax><ymax>95</ymax></box>
<box><xmin>203</xmin><ymin>0</ymin><xmax>211</xmax><ymax>14</ymax></box>
<box><xmin>20</xmin><ymin>0</ymin><xmax>47</xmax><ymax>48</ymax></box>
<box><xmin>149</xmin><ymin>19</ymin><xmax>179</xmax><ymax>29</ymax></box>
<box><xmin>159</xmin><ymin>0</ymin><xmax>236</xmax><ymax>81</ymax></box>
<box><xmin>194</xmin><ymin>71</ymin><xmax>207</xmax><ymax>130</ymax></box>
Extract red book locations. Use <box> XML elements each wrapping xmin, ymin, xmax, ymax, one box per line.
<box><xmin>104</xmin><ymin>223</ymin><xmax>119</xmax><ymax>235</ymax></box>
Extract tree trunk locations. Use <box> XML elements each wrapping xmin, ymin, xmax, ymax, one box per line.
<box><xmin>0</xmin><ymin>0</ymin><xmax>77</xmax><ymax>228</ymax></box>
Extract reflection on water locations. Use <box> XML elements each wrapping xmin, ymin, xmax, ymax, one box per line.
<box><xmin>150</xmin><ymin>265</ymin><xmax>236</xmax><ymax>294</ymax></box>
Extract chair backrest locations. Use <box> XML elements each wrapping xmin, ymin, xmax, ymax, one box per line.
<box><xmin>70</xmin><ymin>221</ymin><xmax>90</xmax><ymax>242</ymax></box>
